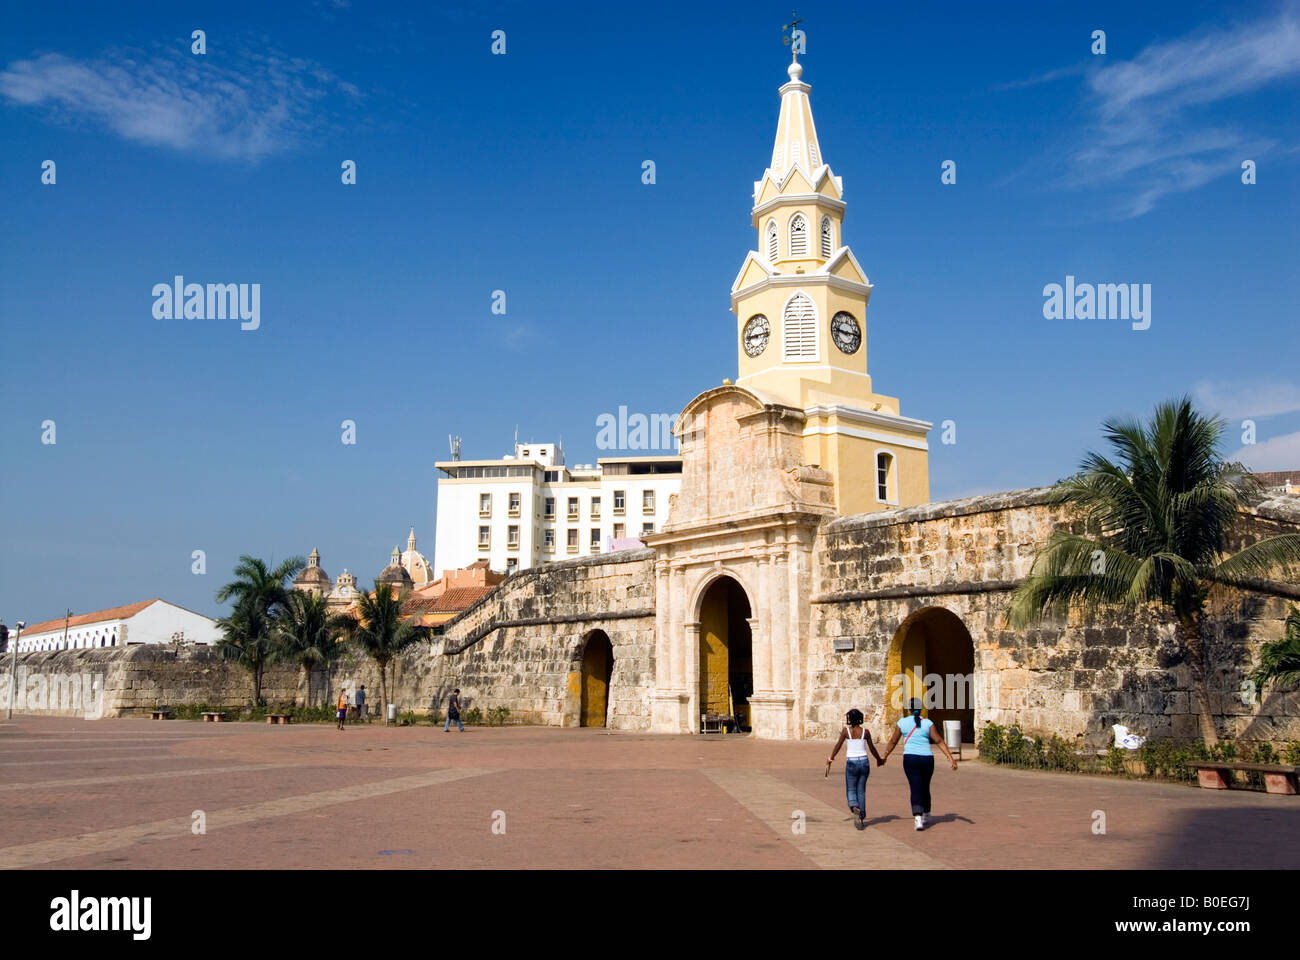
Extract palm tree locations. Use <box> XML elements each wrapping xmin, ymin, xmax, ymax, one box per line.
<box><xmin>339</xmin><ymin>581</ymin><xmax>428</xmax><ymax>721</ymax></box>
<box><xmin>1008</xmin><ymin>398</ymin><xmax>1300</xmax><ymax>746</ymax></box>
<box><xmin>1248</xmin><ymin>605</ymin><xmax>1300</xmax><ymax>695</ymax></box>
<box><xmin>214</xmin><ymin>555</ymin><xmax>305</xmax><ymax>705</ymax></box>
<box><xmin>275</xmin><ymin>590</ymin><xmax>350</xmax><ymax>707</ymax></box>
<box><xmin>215</xmin><ymin>597</ymin><xmax>277</xmax><ymax>706</ymax></box>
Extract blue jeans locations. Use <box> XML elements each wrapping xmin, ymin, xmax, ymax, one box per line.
<box><xmin>845</xmin><ymin>757</ymin><xmax>870</xmax><ymax>813</ymax></box>
<box><xmin>444</xmin><ymin>715</ymin><xmax>463</xmax><ymax>732</ymax></box>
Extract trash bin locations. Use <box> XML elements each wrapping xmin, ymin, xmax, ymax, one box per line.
<box><xmin>943</xmin><ymin>720</ymin><xmax>963</xmax><ymax>760</ymax></box>
<box><xmin>387</xmin><ymin>703</ymin><xmax>397</xmax><ymax>724</ymax></box>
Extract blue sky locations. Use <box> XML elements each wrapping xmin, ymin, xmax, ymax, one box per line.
<box><xmin>2</xmin><ymin>0</ymin><xmax>1298</xmax><ymax>623</ymax></box>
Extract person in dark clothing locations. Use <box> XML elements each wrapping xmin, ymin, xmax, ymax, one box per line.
<box><xmin>444</xmin><ymin>688</ymin><xmax>464</xmax><ymax>733</ymax></box>
<box><xmin>879</xmin><ymin>698</ymin><xmax>957</xmax><ymax>831</ymax></box>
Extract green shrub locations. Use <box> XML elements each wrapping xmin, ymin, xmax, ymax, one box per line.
<box><xmin>485</xmin><ymin>706</ymin><xmax>511</xmax><ymax>727</ymax></box>
<box><xmin>1105</xmin><ymin>746</ymin><xmax>1126</xmax><ymax>776</ymax></box>
<box><xmin>461</xmin><ymin>706</ymin><xmax>482</xmax><ymax>726</ymax></box>
<box><xmin>1283</xmin><ymin>742</ymin><xmax>1300</xmax><ymax>766</ymax></box>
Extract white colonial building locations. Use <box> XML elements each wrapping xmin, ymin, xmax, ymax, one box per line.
<box><xmin>13</xmin><ymin>599</ymin><xmax>222</xmax><ymax>652</ymax></box>
<box><xmin>434</xmin><ymin>442</ymin><xmax>682</xmax><ymax>576</ymax></box>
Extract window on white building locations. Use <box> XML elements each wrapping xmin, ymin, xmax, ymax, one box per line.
<box><xmin>590</xmin><ymin>528</ymin><xmax>600</xmax><ymax>549</ymax></box>
<box><xmin>641</xmin><ymin>522</ymin><xmax>655</xmax><ymax>535</ymax></box>
<box><xmin>590</xmin><ymin>496</ymin><xmax>601</xmax><ymax>518</ymax></box>
<box><xmin>567</xmin><ymin>529</ymin><xmax>579</xmax><ymax>550</ymax></box>
<box><xmin>507</xmin><ymin>525</ymin><xmax>519</xmax><ymax>547</ymax></box>
<box><xmin>507</xmin><ymin>557</ymin><xmax>518</xmax><ymax>574</ymax></box>
<box><xmin>478</xmin><ymin>525</ymin><xmax>490</xmax><ymax>547</ymax></box>
<box><xmin>508</xmin><ymin>492</ymin><xmax>521</xmax><ymax>515</ymax></box>
<box><xmin>613</xmin><ymin>523</ymin><xmax>625</xmax><ymax>539</ymax></box>
<box><xmin>544</xmin><ymin>529</ymin><xmax>556</xmax><ymax>549</ymax></box>
<box><xmin>642</xmin><ymin>490</ymin><xmax>655</xmax><ymax>514</ymax></box>
<box><xmin>567</xmin><ymin>496</ymin><xmax>579</xmax><ymax>519</ymax></box>
<box><xmin>479</xmin><ymin>493</ymin><xmax>491</xmax><ymax>516</ymax></box>
<box><xmin>544</xmin><ymin>497</ymin><xmax>555</xmax><ymax>518</ymax></box>
<box><xmin>613</xmin><ymin>490</ymin><xmax>626</xmax><ymax>514</ymax></box>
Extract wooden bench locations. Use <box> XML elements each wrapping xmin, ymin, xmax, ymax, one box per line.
<box><xmin>701</xmin><ymin>714</ymin><xmax>734</xmax><ymax>734</ymax></box>
<box><xmin>266</xmin><ymin>713</ymin><xmax>293</xmax><ymax>725</ymax></box>
<box><xmin>150</xmin><ymin>710</ymin><xmax>173</xmax><ymax>720</ymax></box>
<box><xmin>201</xmin><ymin>712</ymin><xmax>228</xmax><ymax>723</ymax></box>
<box><xmin>1188</xmin><ymin>760</ymin><xmax>1298</xmax><ymax>795</ymax></box>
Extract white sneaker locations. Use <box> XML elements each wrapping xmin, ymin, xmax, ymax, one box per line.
<box><xmin>914</xmin><ymin>815</ymin><xmax>925</xmax><ymax>831</ymax></box>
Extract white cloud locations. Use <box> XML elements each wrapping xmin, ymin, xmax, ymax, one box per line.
<box><xmin>0</xmin><ymin>45</ymin><xmax>358</xmax><ymax>161</ymax></box>
<box><xmin>1005</xmin><ymin>9</ymin><xmax>1300</xmax><ymax>218</ymax></box>
<box><xmin>1230</xmin><ymin>430</ymin><xmax>1300</xmax><ymax>471</ymax></box>
<box><xmin>1194</xmin><ymin>380</ymin><xmax>1300</xmax><ymax>420</ymax></box>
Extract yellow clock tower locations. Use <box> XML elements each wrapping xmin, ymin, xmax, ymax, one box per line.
<box><xmin>731</xmin><ymin>55</ymin><xmax>931</xmax><ymax>514</ymax></box>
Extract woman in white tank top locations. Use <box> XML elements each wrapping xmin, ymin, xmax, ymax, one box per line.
<box><xmin>826</xmin><ymin>708</ymin><xmax>883</xmax><ymax>830</ymax></box>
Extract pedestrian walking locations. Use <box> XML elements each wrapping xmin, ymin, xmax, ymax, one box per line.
<box><xmin>879</xmin><ymin>699</ymin><xmax>957</xmax><ymax>830</ymax></box>
<box><xmin>825</xmin><ymin>708</ymin><xmax>883</xmax><ymax>830</ymax></box>
<box><xmin>354</xmin><ymin>685</ymin><xmax>367</xmax><ymax>723</ymax></box>
<box><xmin>336</xmin><ymin>688</ymin><xmax>349</xmax><ymax>731</ymax></box>
<box><xmin>444</xmin><ymin>688</ymin><xmax>464</xmax><ymax>733</ymax></box>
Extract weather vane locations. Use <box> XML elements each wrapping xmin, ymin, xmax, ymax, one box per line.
<box><xmin>782</xmin><ymin>11</ymin><xmax>804</xmax><ymax>60</ymax></box>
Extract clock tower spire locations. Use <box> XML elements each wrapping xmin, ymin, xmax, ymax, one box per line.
<box><xmin>729</xmin><ymin>55</ymin><xmax>931</xmax><ymax>514</ymax></box>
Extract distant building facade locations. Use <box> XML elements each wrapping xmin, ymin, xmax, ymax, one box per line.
<box><xmin>433</xmin><ymin>442</ymin><xmax>682</xmax><ymax>576</ymax></box>
<box><xmin>14</xmin><ymin>599</ymin><xmax>221</xmax><ymax>652</ymax></box>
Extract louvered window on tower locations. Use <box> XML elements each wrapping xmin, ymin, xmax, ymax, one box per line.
<box><xmin>789</xmin><ymin>214</ymin><xmax>808</xmax><ymax>257</ymax></box>
<box><xmin>810</xmin><ymin>141</ymin><xmax>820</xmax><ymax>168</ymax></box>
<box><xmin>820</xmin><ymin>216</ymin><xmax>832</xmax><ymax>258</ymax></box>
<box><xmin>766</xmin><ymin>220</ymin><xmax>778</xmax><ymax>261</ymax></box>
<box><xmin>773</xmin><ymin>146</ymin><xmax>783</xmax><ymax>170</ymax></box>
<box><xmin>783</xmin><ymin>293</ymin><xmax>817</xmax><ymax>360</ymax></box>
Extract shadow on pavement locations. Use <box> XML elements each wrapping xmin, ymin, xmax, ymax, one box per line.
<box><xmin>1142</xmin><ymin>804</ymin><xmax>1300</xmax><ymax>868</ymax></box>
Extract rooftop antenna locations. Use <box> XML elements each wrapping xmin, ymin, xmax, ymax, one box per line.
<box><xmin>448</xmin><ymin>434</ymin><xmax>461</xmax><ymax>461</ymax></box>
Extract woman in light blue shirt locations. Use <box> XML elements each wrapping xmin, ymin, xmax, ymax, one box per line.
<box><xmin>879</xmin><ymin>699</ymin><xmax>957</xmax><ymax>830</ymax></box>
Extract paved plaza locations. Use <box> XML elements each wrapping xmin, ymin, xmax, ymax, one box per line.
<box><xmin>1</xmin><ymin>716</ymin><xmax>1296</xmax><ymax>870</ymax></box>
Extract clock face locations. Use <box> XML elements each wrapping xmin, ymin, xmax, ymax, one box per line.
<box><xmin>743</xmin><ymin>314</ymin><xmax>770</xmax><ymax>357</ymax></box>
<box><xmin>831</xmin><ymin>311</ymin><xmax>861</xmax><ymax>354</ymax></box>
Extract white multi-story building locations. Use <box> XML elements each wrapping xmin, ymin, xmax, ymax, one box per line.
<box><xmin>434</xmin><ymin>442</ymin><xmax>682</xmax><ymax>576</ymax></box>
<box><xmin>12</xmin><ymin>599</ymin><xmax>222</xmax><ymax>652</ymax></box>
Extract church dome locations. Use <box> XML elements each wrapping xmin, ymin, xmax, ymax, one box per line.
<box><xmin>294</xmin><ymin>548</ymin><xmax>332</xmax><ymax>594</ymax></box>
<box><xmin>377</xmin><ymin>546</ymin><xmax>414</xmax><ymax>587</ymax></box>
<box><xmin>399</xmin><ymin>528</ymin><xmax>434</xmax><ymax>586</ymax></box>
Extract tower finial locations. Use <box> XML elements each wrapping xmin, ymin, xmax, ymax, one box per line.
<box><xmin>782</xmin><ymin>10</ymin><xmax>804</xmax><ymax>63</ymax></box>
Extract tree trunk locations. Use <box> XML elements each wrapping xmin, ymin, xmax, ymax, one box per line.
<box><xmin>254</xmin><ymin>660</ymin><xmax>264</xmax><ymax>707</ymax></box>
<box><xmin>378</xmin><ymin>659</ymin><xmax>390</xmax><ymax>724</ymax></box>
<box><xmin>1181</xmin><ymin>615</ymin><xmax>1219</xmax><ymax>747</ymax></box>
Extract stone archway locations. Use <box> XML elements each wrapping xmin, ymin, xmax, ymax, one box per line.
<box><xmin>578</xmin><ymin>630</ymin><xmax>614</xmax><ymax>727</ymax></box>
<box><xmin>886</xmin><ymin>607</ymin><xmax>976</xmax><ymax>742</ymax></box>
<box><xmin>697</xmin><ymin>576</ymin><xmax>753</xmax><ymax>732</ymax></box>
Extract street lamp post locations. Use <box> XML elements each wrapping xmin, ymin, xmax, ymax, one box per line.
<box><xmin>6</xmin><ymin>621</ymin><xmax>25</xmax><ymax>720</ymax></box>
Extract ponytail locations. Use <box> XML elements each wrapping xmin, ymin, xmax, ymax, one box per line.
<box><xmin>909</xmin><ymin>699</ymin><xmax>922</xmax><ymax>729</ymax></box>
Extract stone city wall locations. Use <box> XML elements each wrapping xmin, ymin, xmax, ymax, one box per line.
<box><xmin>431</xmin><ymin>548</ymin><xmax>658</xmax><ymax>729</ymax></box>
<box><xmin>807</xmin><ymin>488</ymin><xmax>1300</xmax><ymax>745</ymax></box>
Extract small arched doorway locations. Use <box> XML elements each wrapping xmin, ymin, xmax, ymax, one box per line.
<box><xmin>886</xmin><ymin>607</ymin><xmax>976</xmax><ymax>743</ymax></box>
<box><xmin>579</xmin><ymin>630</ymin><xmax>614</xmax><ymax>727</ymax></box>
<box><xmin>698</xmin><ymin>576</ymin><xmax>753</xmax><ymax>732</ymax></box>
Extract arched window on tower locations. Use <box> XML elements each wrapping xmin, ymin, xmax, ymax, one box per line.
<box><xmin>820</xmin><ymin>216</ymin><xmax>833</xmax><ymax>258</ymax></box>
<box><xmin>876</xmin><ymin>451</ymin><xmax>896</xmax><ymax>504</ymax></box>
<box><xmin>766</xmin><ymin>219</ymin><xmax>778</xmax><ymax>262</ymax></box>
<box><xmin>789</xmin><ymin>214</ymin><xmax>808</xmax><ymax>257</ymax></box>
<box><xmin>782</xmin><ymin>292</ymin><xmax>817</xmax><ymax>360</ymax></box>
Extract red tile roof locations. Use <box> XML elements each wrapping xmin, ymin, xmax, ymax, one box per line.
<box><xmin>1254</xmin><ymin>470</ymin><xmax>1299</xmax><ymax>488</ymax></box>
<box><xmin>22</xmin><ymin>599</ymin><xmax>160</xmax><ymax>637</ymax></box>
